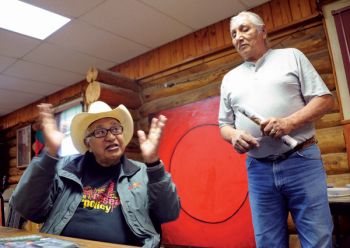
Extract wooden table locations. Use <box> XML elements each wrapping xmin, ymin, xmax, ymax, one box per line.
<box><xmin>328</xmin><ymin>196</ymin><xmax>350</xmax><ymax>248</ymax></box>
<box><xmin>0</xmin><ymin>226</ymin><xmax>137</xmax><ymax>247</ymax></box>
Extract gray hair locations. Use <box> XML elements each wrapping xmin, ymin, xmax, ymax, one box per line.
<box><xmin>230</xmin><ymin>11</ymin><xmax>265</xmax><ymax>33</ymax></box>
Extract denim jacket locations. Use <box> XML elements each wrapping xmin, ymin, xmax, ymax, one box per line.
<box><xmin>10</xmin><ymin>152</ymin><xmax>180</xmax><ymax>248</ymax></box>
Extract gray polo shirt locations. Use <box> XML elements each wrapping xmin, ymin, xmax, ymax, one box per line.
<box><xmin>218</xmin><ymin>48</ymin><xmax>331</xmax><ymax>158</ymax></box>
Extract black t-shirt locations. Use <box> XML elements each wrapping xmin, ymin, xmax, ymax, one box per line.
<box><xmin>61</xmin><ymin>154</ymin><xmax>141</xmax><ymax>246</ymax></box>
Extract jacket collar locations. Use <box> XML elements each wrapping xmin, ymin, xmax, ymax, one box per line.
<box><xmin>58</xmin><ymin>154</ymin><xmax>85</xmax><ymax>185</ymax></box>
<box><xmin>120</xmin><ymin>156</ymin><xmax>140</xmax><ymax>177</ymax></box>
<box><xmin>58</xmin><ymin>153</ymin><xmax>140</xmax><ymax>183</ymax></box>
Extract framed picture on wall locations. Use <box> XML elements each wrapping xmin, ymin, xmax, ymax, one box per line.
<box><xmin>17</xmin><ymin>125</ymin><xmax>32</xmax><ymax>168</ymax></box>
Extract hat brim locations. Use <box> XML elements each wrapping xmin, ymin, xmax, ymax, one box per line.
<box><xmin>70</xmin><ymin>104</ymin><xmax>133</xmax><ymax>154</ymax></box>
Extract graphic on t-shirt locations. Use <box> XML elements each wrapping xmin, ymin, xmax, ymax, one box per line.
<box><xmin>81</xmin><ymin>180</ymin><xmax>120</xmax><ymax>213</ymax></box>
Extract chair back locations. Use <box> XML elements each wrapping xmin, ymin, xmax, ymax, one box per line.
<box><xmin>6</xmin><ymin>205</ymin><xmax>26</xmax><ymax>228</ymax></box>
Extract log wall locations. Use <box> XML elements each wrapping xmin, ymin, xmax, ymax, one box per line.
<box><xmin>0</xmin><ymin>0</ymin><xmax>348</xmax><ymax>241</ymax></box>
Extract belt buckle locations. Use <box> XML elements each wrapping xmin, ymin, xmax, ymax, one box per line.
<box><xmin>264</xmin><ymin>154</ymin><xmax>282</xmax><ymax>162</ymax></box>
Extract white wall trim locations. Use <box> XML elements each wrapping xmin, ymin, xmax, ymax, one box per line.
<box><xmin>323</xmin><ymin>0</ymin><xmax>350</xmax><ymax>120</ymax></box>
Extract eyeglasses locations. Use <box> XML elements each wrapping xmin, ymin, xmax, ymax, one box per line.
<box><xmin>86</xmin><ymin>126</ymin><xmax>123</xmax><ymax>138</ymax></box>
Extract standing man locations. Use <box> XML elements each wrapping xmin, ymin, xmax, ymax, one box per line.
<box><xmin>219</xmin><ymin>11</ymin><xmax>334</xmax><ymax>248</ymax></box>
<box><xmin>10</xmin><ymin>101</ymin><xmax>180</xmax><ymax>248</ymax></box>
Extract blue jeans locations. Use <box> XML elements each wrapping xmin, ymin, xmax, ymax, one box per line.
<box><xmin>246</xmin><ymin>144</ymin><xmax>333</xmax><ymax>248</ymax></box>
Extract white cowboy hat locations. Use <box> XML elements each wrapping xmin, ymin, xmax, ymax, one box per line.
<box><xmin>70</xmin><ymin>101</ymin><xmax>134</xmax><ymax>154</ymax></box>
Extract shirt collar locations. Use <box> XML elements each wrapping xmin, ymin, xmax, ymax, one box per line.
<box><xmin>244</xmin><ymin>48</ymin><xmax>272</xmax><ymax>69</ymax></box>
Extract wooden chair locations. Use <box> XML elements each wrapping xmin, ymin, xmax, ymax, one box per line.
<box><xmin>1</xmin><ymin>187</ymin><xmax>27</xmax><ymax>229</ymax></box>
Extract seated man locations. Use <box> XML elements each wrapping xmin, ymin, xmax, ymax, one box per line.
<box><xmin>10</xmin><ymin>101</ymin><xmax>180</xmax><ymax>247</ymax></box>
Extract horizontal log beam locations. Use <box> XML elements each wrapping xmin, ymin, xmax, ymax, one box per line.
<box><xmin>86</xmin><ymin>67</ymin><xmax>140</xmax><ymax>92</ymax></box>
<box><xmin>140</xmin><ymin>82</ymin><xmax>220</xmax><ymax>117</ymax></box>
<box><xmin>8</xmin><ymin>175</ymin><xmax>21</xmax><ymax>185</ymax></box>
<box><xmin>9</xmin><ymin>158</ymin><xmax>17</xmax><ymax>168</ymax></box>
<box><xmin>85</xmin><ymin>81</ymin><xmax>142</xmax><ymax>109</ymax></box>
<box><xmin>316</xmin><ymin>126</ymin><xmax>345</xmax><ymax>154</ymax></box>
<box><xmin>307</xmin><ymin>49</ymin><xmax>332</xmax><ymax>74</ymax></box>
<box><xmin>322</xmin><ymin>152</ymin><xmax>349</xmax><ymax>175</ymax></box>
<box><xmin>344</xmin><ymin>123</ymin><xmax>350</xmax><ymax>169</ymax></box>
<box><xmin>142</xmin><ymin>69</ymin><xmax>226</xmax><ymax>102</ymax></box>
<box><xmin>315</xmin><ymin>113</ymin><xmax>341</xmax><ymax>129</ymax></box>
<box><xmin>8</xmin><ymin>167</ymin><xmax>24</xmax><ymax>177</ymax></box>
<box><xmin>327</xmin><ymin>173</ymin><xmax>350</xmax><ymax>187</ymax></box>
<box><xmin>141</xmin><ymin>51</ymin><xmax>241</xmax><ymax>88</ymax></box>
<box><xmin>9</xmin><ymin>146</ymin><xmax>16</xmax><ymax>158</ymax></box>
<box><xmin>271</xmin><ymin>24</ymin><xmax>326</xmax><ymax>56</ymax></box>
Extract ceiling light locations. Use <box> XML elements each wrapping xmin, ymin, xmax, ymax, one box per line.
<box><xmin>0</xmin><ymin>0</ymin><xmax>70</xmax><ymax>40</ymax></box>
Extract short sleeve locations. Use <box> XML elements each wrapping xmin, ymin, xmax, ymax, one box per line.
<box><xmin>293</xmin><ymin>48</ymin><xmax>331</xmax><ymax>103</ymax></box>
<box><xmin>218</xmin><ymin>77</ymin><xmax>235</xmax><ymax>128</ymax></box>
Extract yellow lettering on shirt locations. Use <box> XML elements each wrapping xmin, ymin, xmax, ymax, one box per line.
<box><xmin>80</xmin><ymin>180</ymin><xmax>120</xmax><ymax>214</ymax></box>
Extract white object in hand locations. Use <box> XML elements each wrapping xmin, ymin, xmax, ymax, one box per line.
<box><xmin>237</xmin><ymin>106</ymin><xmax>298</xmax><ymax>149</ymax></box>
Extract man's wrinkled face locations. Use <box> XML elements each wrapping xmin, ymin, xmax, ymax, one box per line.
<box><xmin>85</xmin><ymin>117</ymin><xmax>125</xmax><ymax>167</ymax></box>
<box><xmin>230</xmin><ymin>15</ymin><xmax>266</xmax><ymax>62</ymax></box>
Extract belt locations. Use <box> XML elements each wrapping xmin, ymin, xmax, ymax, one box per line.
<box><xmin>253</xmin><ymin>136</ymin><xmax>317</xmax><ymax>163</ymax></box>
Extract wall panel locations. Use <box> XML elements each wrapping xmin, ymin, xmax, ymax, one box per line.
<box><xmin>270</xmin><ymin>0</ymin><xmax>293</xmax><ymax>27</ymax></box>
<box><xmin>290</xmin><ymin>0</ymin><xmax>313</xmax><ymax>20</ymax></box>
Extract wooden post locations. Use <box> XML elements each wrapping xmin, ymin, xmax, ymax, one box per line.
<box><xmin>86</xmin><ymin>67</ymin><xmax>140</xmax><ymax>92</ymax></box>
